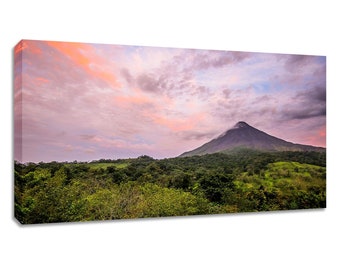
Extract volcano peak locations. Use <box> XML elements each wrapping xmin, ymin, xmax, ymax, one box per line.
<box><xmin>233</xmin><ymin>121</ymin><xmax>250</xmax><ymax>129</ymax></box>
<box><xmin>180</xmin><ymin>121</ymin><xmax>325</xmax><ymax>157</ymax></box>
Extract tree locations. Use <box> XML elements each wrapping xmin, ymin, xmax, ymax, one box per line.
<box><xmin>199</xmin><ymin>172</ymin><xmax>234</xmax><ymax>203</ymax></box>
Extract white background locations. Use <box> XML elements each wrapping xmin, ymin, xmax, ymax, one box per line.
<box><xmin>1</xmin><ymin>1</ymin><xmax>339</xmax><ymax>269</ymax></box>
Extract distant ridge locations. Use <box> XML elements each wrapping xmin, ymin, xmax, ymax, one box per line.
<box><xmin>180</xmin><ymin>121</ymin><xmax>325</xmax><ymax>157</ymax></box>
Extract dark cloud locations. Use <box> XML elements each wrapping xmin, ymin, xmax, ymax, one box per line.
<box><xmin>136</xmin><ymin>73</ymin><xmax>162</xmax><ymax>93</ymax></box>
<box><xmin>134</xmin><ymin>49</ymin><xmax>249</xmax><ymax>98</ymax></box>
<box><xmin>196</xmin><ymin>85</ymin><xmax>209</xmax><ymax>95</ymax></box>
<box><xmin>184</xmin><ymin>50</ymin><xmax>250</xmax><ymax>71</ymax></box>
<box><xmin>120</xmin><ymin>68</ymin><xmax>133</xmax><ymax>84</ymax></box>
<box><xmin>79</xmin><ymin>134</ymin><xmax>96</xmax><ymax>140</ymax></box>
<box><xmin>252</xmin><ymin>94</ymin><xmax>272</xmax><ymax>104</ymax></box>
<box><xmin>306</xmin><ymin>86</ymin><xmax>326</xmax><ymax>102</ymax></box>
<box><xmin>222</xmin><ymin>89</ymin><xmax>232</xmax><ymax>99</ymax></box>
<box><xmin>298</xmin><ymin>85</ymin><xmax>326</xmax><ymax>105</ymax></box>
<box><xmin>136</xmin><ymin>72</ymin><xmax>182</xmax><ymax>94</ymax></box>
<box><xmin>286</xmin><ymin>54</ymin><xmax>311</xmax><ymax>65</ymax></box>
<box><xmin>179</xmin><ymin>130</ymin><xmax>217</xmax><ymax>141</ymax></box>
<box><xmin>136</xmin><ymin>68</ymin><xmax>211</xmax><ymax>100</ymax></box>
<box><xmin>283</xmin><ymin>54</ymin><xmax>322</xmax><ymax>72</ymax></box>
<box><xmin>281</xmin><ymin>86</ymin><xmax>326</xmax><ymax>120</ymax></box>
<box><xmin>283</xmin><ymin>107</ymin><xmax>326</xmax><ymax>120</ymax></box>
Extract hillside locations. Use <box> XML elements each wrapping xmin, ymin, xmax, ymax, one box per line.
<box><xmin>14</xmin><ymin>150</ymin><xmax>326</xmax><ymax>224</ymax></box>
<box><xmin>180</xmin><ymin>121</ymin><xmax>325</xmax><ymax>157</ymax></box>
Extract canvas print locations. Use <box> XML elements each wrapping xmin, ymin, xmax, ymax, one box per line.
<box><xmin>14</xmin><ymin>40</ymin><xmax>326</xmax><ymax>224</ymax></box>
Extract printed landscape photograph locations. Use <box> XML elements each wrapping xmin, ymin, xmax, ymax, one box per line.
<box><xmin>14</xmin><ymin>40</ymin><xmax>326</xmax><ymax>224</ymax></box>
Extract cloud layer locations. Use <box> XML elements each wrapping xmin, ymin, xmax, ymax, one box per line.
<box><xmin>14</xmin><ymin>40</ymin><xmax>326</xmax><ymax>162</ymax></box>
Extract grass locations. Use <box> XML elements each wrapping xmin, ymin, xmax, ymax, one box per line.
<box><xmin>235</xmin><ymin>161</ymin><xmax>326</xmax><ymax>192</ymax></box>
<box><xmin>87</xmin><ymin>162</ymin><xmax>129</xmax><ymax>169</ymax></box>
<box><xmin>64</xmin><ymin>162</ymin><xmax>130</xmax><ymax>170</ymax></box>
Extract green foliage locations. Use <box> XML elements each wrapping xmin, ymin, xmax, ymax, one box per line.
<box><xmin>14</xmin><ymin>150</ymin><xmax>326</xmax><ymax>224</ymax></box>
<box><xmin>234</xmin><ymin>161</ymin><xmax>326</xmax><ymax>211</ymax></box>
<box><xmin>199</xmin><ymin>172</ymin><xmax>234</xmax><ymax>203</ymax></box>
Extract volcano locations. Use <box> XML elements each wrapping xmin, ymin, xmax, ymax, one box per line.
<box><xmin>179</xmin><ymin>121</ymin><xmax>325</xmax><ymax>157</ymax></box>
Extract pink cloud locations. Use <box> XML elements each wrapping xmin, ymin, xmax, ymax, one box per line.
<box><xmin>146</xmin><ymin>112</ymin><xmax>206</xmax><ymax>133</ymax></box>
<box><xmin>305</xmin><ymin>125</ymin><xmax>326</xmax><ymax>147</ymax></box>
<box><xmin>115</xmin><ymin>93</ymin><xmax>152</xmax><ymax>106</ymax></box>
<box><xmin>46</xmin><ymin>40</ymin><xmax>121</xmax><ymax>89</ymax></box>
<box><xmin>14</xmin><ymin>40</ymin><xmax>326</xmax><ymax>162</ymax></box>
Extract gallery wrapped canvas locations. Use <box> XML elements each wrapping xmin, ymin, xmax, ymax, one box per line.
<box><xmin>14</xmin><ymin>40</ymin><xmax>326</xmax><ymax>224</ymax></box>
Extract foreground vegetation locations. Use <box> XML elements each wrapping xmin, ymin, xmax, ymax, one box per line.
<box><xmin>14</xmin><ymin>149</ymin><xmax>326</xmax><ymax>224</ymax></box>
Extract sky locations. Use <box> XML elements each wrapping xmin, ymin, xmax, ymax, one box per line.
<box><xmin>14</xmin><ymin>40</ymin><xmax>326</xmax><ymax>162</ymax></box>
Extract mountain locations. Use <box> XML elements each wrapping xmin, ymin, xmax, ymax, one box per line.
<box><xmin>180</xmin><ymin>121</ymin><xmax>325</xmax><ymax>157</ymax></box>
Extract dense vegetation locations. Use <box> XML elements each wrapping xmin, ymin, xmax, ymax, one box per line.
<box><xmin>14</xmin><ymin>149</ymin><xmax>326</xmax><ymax>224</ymax></box>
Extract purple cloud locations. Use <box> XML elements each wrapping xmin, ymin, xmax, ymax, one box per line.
<box><xmin>14</xmin><ymin>40</ymin><xmax>326</xmax><ymax>162</ymax></box>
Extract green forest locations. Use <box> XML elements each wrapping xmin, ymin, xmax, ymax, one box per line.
<box><xmin>14</xmin><ymin>149</ymin><xmax>326</xmax><ymax>224</ymax></box>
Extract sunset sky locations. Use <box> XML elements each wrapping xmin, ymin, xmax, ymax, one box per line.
<box><xmin>14</xmin><ymin>40</ymin><xmax>326</xmax><ymax>162</ymax></box>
